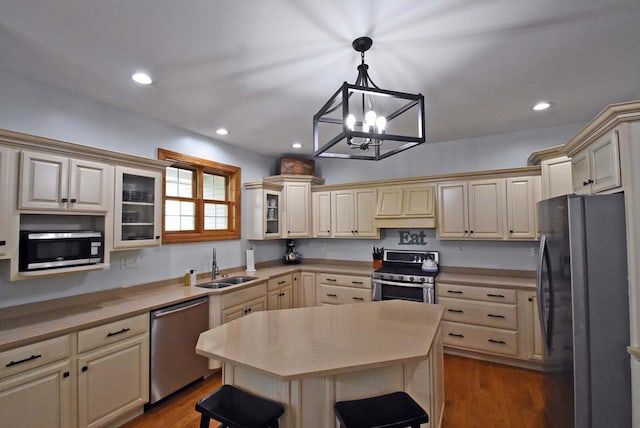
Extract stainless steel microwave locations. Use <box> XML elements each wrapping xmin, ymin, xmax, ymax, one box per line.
<box><xmin>19</xmin><ymin>231</ymin><xmax>104</xmax><ymax>271</ymax></box>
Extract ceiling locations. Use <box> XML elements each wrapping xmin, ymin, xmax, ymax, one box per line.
<box><xmin>1</xmin><ymin>0</ymin><xmax>639</xmax><ymax>158</ymax></box>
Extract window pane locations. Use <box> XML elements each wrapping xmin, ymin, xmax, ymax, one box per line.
<box><xmin>165</xmin><ymin>200</ymin><xmax>195</xmax><ymax>231</ymax></box>
<box><xmin>213</xmin><ymin>175</ymin><xmax>226</xmax><ymax>200</ymax></box>
<box><xmin>166</xmin><ymin>216</ymin><xmax>181</xmax><ymax>231</ymax></box>
<box><xmin>204</xmin><ymin>203</ymin><xmax>228</xmax><ymax>230</ymax></box>
<box><xmin>165</xmin><ymin>200</ymin><xmax>180</xmax><ymax>216</ymax></box>
<box><xmin>166</xmin><ymin>166</ymin><xmax>193</xmax><ymax>197</ymax></box>
<box><xmin>204</xmin><ymin>173</ymin><xmax>226</xmax><ymax>200</ymax></box>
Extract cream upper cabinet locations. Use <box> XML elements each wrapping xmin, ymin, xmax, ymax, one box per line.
<box><xmin>19</xmin><ymin>150</ymin><xmax>112</xmax><ymax>212</ymax></box>
<box><xmin>468</xmin><ymin>179</ymin><xmax>506</xmax><ymax>239</ymax></box>
<box><xmin>376</xmin><ymin>184</ymin><xmax>434</xmax><ymax>217</ymax></box>
<box><xmin>245</xmin><ymin>182</ymin><xmax>283</xmax><ymax>240</ymax></box>
<box><xmin>541</xmin><ymin>156</ymin><xmax>573</xmax><ymax>200</ymax></box>
<box><xmin>572</xmin><ymin>128</ymin><xmax>621</xmax><ymax>194</ymax></box>
<box><xmin>331</xmin><ymin>188</ymin><xmax>378</xmax><ymax>238</ymax></box>
<box><xmin>506</xmin><ymin>176</ymin><xmax>540</xmax><ymax>240</ymax></box>
<box><xmin>312</xmin><ymin>191</ymin><xmax>332</xmax><ymax>238</ymax></box>
<box><xmin>114</xmin><ymin>166</ymin><xmax>162</xmax><ymax>249</ymax></box>
<box><xmin>0</xmin><ymin>146</ymin><xmax>12</xmax><ymax>257</ymax></box>
<box><xmin>262</xmin><ymin>176</ymin><xmax>324</xmax><ymax>239</ymax></box>
<box><xmin>437</xmin><ymin>182</ymin><xmax>468</xmax><ymax>238</ymax></box>
<box><xmin>438</xmin><ymin>179</ymin><xmax>506</xmax><ymax>239</ymax></box>
<box><xmin>283</xmin><ymin>181</ymin><xmax>311</xmax><ymax>237</ymax></box>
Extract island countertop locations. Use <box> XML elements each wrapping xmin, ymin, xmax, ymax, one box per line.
<box><xmin>196</xmin><ymin>300</ymin><xmax>444</xmax><ymax>381</ymax></box>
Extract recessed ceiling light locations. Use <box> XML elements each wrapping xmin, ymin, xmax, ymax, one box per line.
<box><xmin>216</xmin><ymin>128</ymin><xmax>229</xmax><ymax>136</ymax></box>
<box><xmin>291</xmin><ymin>142</ymin><xmax>303</xmax><ymax>149</ymax></box>
<box><xmin>532</xmin><ymin>101</ymin><xmax>552</xmax><ymax>111</ymax></box>
<box><xmin>131</xmin><ymin>72</ymin><xmax>152</xmax><ymax>85</ymax></box>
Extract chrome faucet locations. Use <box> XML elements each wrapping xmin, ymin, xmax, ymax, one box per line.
<box><xmin>211</xmin><ymin>247</ymin><xmax>219</xmax><ymax>279</ymax></box>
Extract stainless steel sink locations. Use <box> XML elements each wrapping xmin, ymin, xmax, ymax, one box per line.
<box><xmin>195</xmin><ymin>276</ymin><xmax>258</xmax><ymax>289</ymax></box>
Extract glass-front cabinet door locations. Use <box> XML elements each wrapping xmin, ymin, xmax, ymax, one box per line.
<box><xmin>265</xmin><ymin>190</ymin><xmax>280</xmax><ymax>237</ymax></box>
<box><xmin>114</xmin><ymin>166</ymin><xmax>162</xmax><ymax>249</ymax></box>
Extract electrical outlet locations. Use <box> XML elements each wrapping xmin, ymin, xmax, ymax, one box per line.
<box><xmin>457</xmin><ymin>245</ymin><xmax>463</xmax><ymax>253</ymax></box>
<box><xmin>531</xmin><ymin>247</ymin><xmax>538</xmax><ymax>256</ymax></box>
<box><xmin>121</xmin><ymin>255</ymin><xmax>140</xmax><ymax>269</ymax></box>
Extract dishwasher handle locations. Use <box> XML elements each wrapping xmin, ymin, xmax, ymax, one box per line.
<box><xmin>152</xmin><ymin>297</ymin><xmax>208</xmax><ymax>319</ymax></box>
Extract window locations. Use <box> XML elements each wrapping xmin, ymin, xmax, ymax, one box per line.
<box><xmin>158</xmin><ymin>149</ymin><xmax>241</xmax><ymax>243</ymax></box>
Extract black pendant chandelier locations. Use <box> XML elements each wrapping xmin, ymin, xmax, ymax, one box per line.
<box><xmin>313</xmin><ymin>37</ymin><xmax>425</xmax><ymax>161</ymax></box>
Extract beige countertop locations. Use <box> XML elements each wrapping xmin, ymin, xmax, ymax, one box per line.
<box><xmin>196</xmin><ymin>299</ymin><xmax>444</xmax><ymax>381</ymax></box>
<box><xmin>437</xmin><ymin>269</ymin><xmax>536</xmax><ymax>290</ymax></box>
<box><xmin>0</xmin><ymin>262</ymin><xmax>372</xmax><ymax>351</ymax></box>
<box><xmin>0</xmin><ymin>261</ymin><xmax>532</xmax><ymax>352</ymax></box>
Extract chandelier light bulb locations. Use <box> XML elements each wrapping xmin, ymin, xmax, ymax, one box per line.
<box><xmin>375</xmin><ymin>116</ymin><xmax>387</xmax><ymax>132</ymax></box>
<box><xmin>362</xmin><ymin>123</ymin><xmax>370</xmax><ymax>133</ymax></box>
<box><xmin>365</xmin><ymin>110</ymin><xmax>377</xmax><ymax>126</ymax></box>
<box><xmin>346</xmin><ymin>114</ymin><xmax>356</xmax><ymax>131</ymax></box>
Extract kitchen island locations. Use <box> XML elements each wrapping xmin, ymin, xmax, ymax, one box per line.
<box><xmin>196</xmin><ymin>299</ymin><xmax>445</xmax><ymax>428</ymax></box>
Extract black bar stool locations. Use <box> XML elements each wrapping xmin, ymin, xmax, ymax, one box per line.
<box><xmin>195</xmin><ymin>384</ymin><xmax>284</xmax><ymax>428</ymax></box>
<box><xmin>334</xmin><ymin>391</ymin><xmax>429</xmax><ymax>428</ymax></box>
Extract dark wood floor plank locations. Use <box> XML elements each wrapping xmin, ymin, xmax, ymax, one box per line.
<box><xmin>123</xmin><ymin>355</ymin><xmax>545</xmax><ymax>427</ymax></box>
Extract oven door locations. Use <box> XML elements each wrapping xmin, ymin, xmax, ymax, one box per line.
<box><xmin>372</xmin><ymin>279</ymin><xmax>434</xmax><ymax>303</ymax></box>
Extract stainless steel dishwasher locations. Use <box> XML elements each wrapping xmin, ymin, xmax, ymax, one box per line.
<box><xmin>149</xmin><ymin>296</ymin><xmax>210</xmax><ymax>404</ymax></box>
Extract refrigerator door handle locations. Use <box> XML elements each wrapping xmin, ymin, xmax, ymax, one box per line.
<box><xmin>536</xmin><ymin>234</ymin><xmax>552</xmax><ymax>351</ymax></box>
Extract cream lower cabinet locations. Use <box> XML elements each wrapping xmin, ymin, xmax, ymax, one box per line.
<box><xmin>293</xmin><ymin>271</ymin><xmax>316</xmax><ymax>307</ymax></box>
<box><xmin>76</xmin><ymin>314</ymin><xmax>149</xmax><ymax>428</ymax></box>
<box><xmin>267</xmin><ymin>273</ymin><xmax>293</xmax><ymax>310</ymax></box>
<box><xmin>438</xmin><ymin>283</ymin><xmax>519</xmax><ymax>357</ymax></box>
<box><xmin>517</xmin><ymin>290</ymin><xmax>545</xmax><ymax>362</ymax></box>
<box><xmin>331</xmin><ymin>188</ymin><xmax>378</xmax><ymax>238</ymax></box>
<box><xmin>572</xmin><ymin>127</ymin><xmax>621</xmax><ymax>194</ymax></box>
<box><xmin>0</xmin><ymin>335</ymin><xmax>73</xmax><ymax>428</ymax></box>
<box><xmin>220</xmin><ymin>284</ymin><xmax>268</xmax><ymax>324</ymax></box>
<box><xmin>19</xmin><ymin>150</ymin><xmax>112</xmax><ymax>212</ymax></box>
<box><xmin>317</xmin><ymin>273</ymin><xmax>371</xmax><ymax>305</ymax></box>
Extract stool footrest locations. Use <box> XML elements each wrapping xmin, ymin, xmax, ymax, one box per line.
<box><xmin>334</xmin><ymin>391</ymin><xmax>429</xmax><ymax>428</ymax></box>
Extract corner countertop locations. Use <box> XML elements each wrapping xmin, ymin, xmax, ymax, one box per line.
<box><xmin>0</xmin><ymin>262</ymin><xmax>372</xmax><ymax>352</ymax></box>
<box><xmin>0</xmin><ymin>261</ymin><xmax>534</xmax><ymax>352</ymax></box>
<box><xmin>196</xmin><ymin>299</ymin><xmax>444</xmax><ymax>381</ymax></box>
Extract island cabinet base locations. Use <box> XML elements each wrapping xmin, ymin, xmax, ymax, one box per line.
<box><xmin>222</xmin><ymin>339</ymin><xmax>444</xmax><ymax>428</ymax></box>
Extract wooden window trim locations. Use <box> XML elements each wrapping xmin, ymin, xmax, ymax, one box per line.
<box><xmin>158</xmin><ymin>148</ymin><xmax>241</xmax><ymax>243</ymax></box>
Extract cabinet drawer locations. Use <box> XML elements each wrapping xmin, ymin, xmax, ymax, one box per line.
<box><xmin>319</xmin><ymin>284</ymin><xmax>371</xmax><ymax>305</ymax></box>
<box><xmin>0</xmin><ymin>335</ymin><xmax>71</xmax><ymax>379</ymax></box>
<box><xmin>78</xmin><ymin>313</ymin><xmax>148</xmax><ymax>353</ymax></box>
<box><xmin>437</xmin><ymin>283</ymin><xmax>517</xmax><ymax>304</ymax></box>
<box><xmin>319</xmin><ymin>273</ymin><xmax>371</xmax><ymax>289</ymax></box>
<box><xmin>438</xmin><ymin>297</ymin><xmax>517</xmax><ymax>330</ymax></box>
<box><xmin>267</xmin><ymin>273</ymin><xmax>293</xmax><ymax>291</ymax></box>
<box><xmin>441</xmin><ymin>321</ymin><xmax>518</xmax><ymax>356</ymax></box>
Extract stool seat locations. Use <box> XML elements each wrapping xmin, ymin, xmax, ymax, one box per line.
<box><xmin>195</xmin><ymin>384</ymin><xmax>284</xmax><ymax>428</ymax></box>
<box><xmin>334</xmin><ymin>391</ymin><xmax>429</xmax><ymax>428</ymax></box>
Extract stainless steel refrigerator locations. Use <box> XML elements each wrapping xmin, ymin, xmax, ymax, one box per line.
<box><xmin>537</xmin><ymin>193</ymin><xmax>631</xmax><ymax>428</ymax></box>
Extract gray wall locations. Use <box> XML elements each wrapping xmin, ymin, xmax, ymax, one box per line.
<box><xmin>0</xmin><ymin>70</ymin><xmax>583</xmax><ymax>308</ymax></box>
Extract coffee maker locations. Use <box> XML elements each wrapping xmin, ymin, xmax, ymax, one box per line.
<box><xmin>283</xmin><ymin>239</ymin><xmax>301</xmax><ymax>264</ymax></box>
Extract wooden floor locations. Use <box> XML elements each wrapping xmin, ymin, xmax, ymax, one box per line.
<box><xmin>122</xmin><ymin>354</ymin><xmax>545</xmax><ymax>428</ymax></box>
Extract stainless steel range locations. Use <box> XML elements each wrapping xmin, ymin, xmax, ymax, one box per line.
<box><xmin>372</xmin><ymin>249</ymin><xmax>439</xmax><ymax>303</ymax></box>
